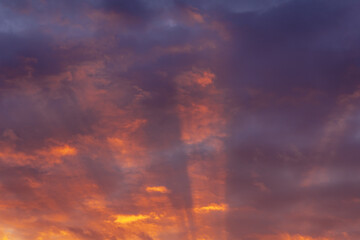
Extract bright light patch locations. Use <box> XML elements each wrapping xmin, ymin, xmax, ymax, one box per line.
<box><xmin>114</xmin><ymin>214</ymin><xmax>150</xmax><ymax>224</ymax></box>
<box><xmin>51</xmin><ymin>145</ymin><xmax>77</xmax><ymax>156</ymax></box>
<box><xmin>194</xmin><ymin>203</ymin><xmax>228</xmax><ymax>213</ymax></box>
<box><xmin>146</xmin><ymin>186</ymin><xmax>169</xmax><ymax>193</ymax></box>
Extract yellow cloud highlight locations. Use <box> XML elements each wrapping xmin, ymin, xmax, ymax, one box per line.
<box><xmin>194</xmin><ymin>203</ymin><xmax>228</xmax><ymax>213</ymax></box>
<box><xmin>50</xmin><ymin>145</ymin><xmax>77</xmax><ymax>156</ymax></box>
<box><xmin>114</xmin><ymin>214</ymin><xmax>150</xmax><ymax>224</ymax></box>
<box><xmin>146</xmin><ymin>186</ymin><xmax>169</xmax><ymax>193</ymax></box>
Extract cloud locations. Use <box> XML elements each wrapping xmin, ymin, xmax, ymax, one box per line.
<box><xmin>146</xmin><ymin>186</ymin><xmax>169</xmax><ymax>193</ymax></box>
<box><xmin>1</xmin><ymin>0</ymin><xmax>360</xmax><ymax>239</ymax></box>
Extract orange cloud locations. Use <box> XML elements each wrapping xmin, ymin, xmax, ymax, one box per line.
<box><xmin>0</xmin><ymin>142</ymin><xmax>77</xmax><ymax>167</ymax></box>
<box><xmin>3</xmin><ymin>1</ymin><xmax>354</xmax><ymax>238</ymax></box>
<box><xmin>280</xmin><ymin>234</ymin><xmax>331</xmax><ymax>240</ymax></box>
<box><xmin>107</xmin><ymin>136</ymin><xmax>146</xmax><ymax>168</ymax></box>
<box><xmin>194</xmin><ymin>203</ymin><xmax>228</xmax><ymax>213</ymax></box>
<box><xmin>36</xmin><ymin>229</ymin><xmax>80</xmax><ymax>240</ymax></box>
<box><xmin>114</xmin><ymin>214</ymin><xmax>151</xmax><ymax>224</ymax></box>
<box><xmin>176</xmin><ymin>70</ymin><xmax>226</xmax><ymax>145</ymax></box>
<box><xmin>175</xmin><ymin>69</ymin><xmax>228</xmax><ymax>240</ymax></box>
<box><xmin>196</xmin><ymin>71</ymin><xmax>215</xmax><ymax>87</ymax></box>
<box><xmin>0</xmin><ymin>229</ymin><xmax>11</xmax><ymax>240</ymax></box>
<box><xmin>255</xmin><ymin>233</ymin><xmax>332</xmax><ymax>240</ymax></box>
<box><xmin>50</xmin><ymin>145</ymin><xmax>77</xmax><ymax>157</ymax></box>
<box><xmin>186</xmin><ymin>8</ymin><xmax>205</xmax><ymax>23</ymax></box>
<box><xmin>146</xmin><ymin>186</ymin><xmax>169</xmax><ymax>193</ymax></box>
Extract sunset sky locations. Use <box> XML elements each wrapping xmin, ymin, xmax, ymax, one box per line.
<box><xmin>1</xmin><ymin>0</ymin><xmax>360</xmax><ymax>239</ymax></box>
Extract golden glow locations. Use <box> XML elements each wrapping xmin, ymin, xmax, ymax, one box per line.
<box><xmin>194</xmin><ymin>203</ymin><xmax>228</xmax><ymax>213</ymax></box>
<box><xmin>50</xmin><ymin>145</ymin><xmax>77</xmax><ymax>156</ymax></box>
<box><xmin>146</xmin><ymin>186</ymin><xmax>169</xmax><ymax>193</ymax></box>
<box><xmin>114</xmin><ymin>214</ymin><xmax>150</xmax><ymax>224</ymax></box>
<box><xmin>36</xmin><ymin>229</ymin><xmax>79</xmax><ymax>240</ymax></box>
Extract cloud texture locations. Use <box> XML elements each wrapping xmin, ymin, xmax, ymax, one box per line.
<box><xmin>1</xmin><ymin>0</ymin><xmax>360</xmax><ymax>239</ymax></box>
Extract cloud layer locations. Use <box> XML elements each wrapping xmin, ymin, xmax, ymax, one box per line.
<box><xmin>1</xmin><ymin>0</ymin><xmax>360</xmax><ymax>239</ymax></box>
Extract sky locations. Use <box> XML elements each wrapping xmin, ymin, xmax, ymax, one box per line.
<box><xmin>0</xmin><ymin>0</ymin><xmax>360</xmax><ymax>239</ymax></box>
